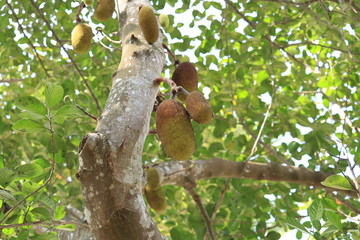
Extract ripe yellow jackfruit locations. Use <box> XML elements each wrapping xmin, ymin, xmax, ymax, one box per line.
<box><xmin>159</xmin><ymin>14</ymin><xmax>169</xmax><ymax>28</ymax></box>
<box><xmin>145</xmin><ymin>168</ymin><xmax>160</xmax><ymax>191</ymax></box>
<box><xmin>138</xmin><ymin>6</ymin><xmax>159</xmax><ymax>44</ymax></box>
<box><xmin>172</xmin><ymin>62</ymin><xmax>198</xmax><ymax>102</ymax></box>
<box><xmin>145</xmin><ymin>188</ymin><xmax>166</xmax><ymax>212</ymax></box>
<box><xmin>94</xmin><ymin>0</ymin><xmax>115</xmax><ymax>22</ymax></box>
<box><xmin>156</xmin><ymin>99</ymin><xmax>195</xmax><ymax>160</ymax></box>
<box><xmin>186</xmin><ymin>91</ymin><xmax>213</xmax><ymax>124</ymax></box>
<box><xmin>71</xmin><ymin>23</ymin><xmax>92</xmax><ymax>54</ymax></box>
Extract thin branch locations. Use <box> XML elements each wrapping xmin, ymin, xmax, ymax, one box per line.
<box><xmin>162</xmin><ymin>43</ymin><xmax>180</xmax><ymax>66</ymax></box>
<box><xmin>337</xmin><ymin>209</ymin><xmax>360</xmax><ymax>223</ymax></box>
<box><xmin>247</xmin><ymin>101</ymin><xmax>272</xmax><ymax>161</ymax></box>
<box><xmin>224</xmin><ymin>0</ymin><xmax>304</xmax><ymax>66</ymax></box>
<box><xmin>254</xmin><ymin>0</ymin><xmax>321</xmax><ymax>5</ymax></box>
<box><xmin>329</xmin><ymin>192</ymin><xmax>360</xmax><ymax>214</ymax></box>
<box><xmin>0</xmin><ymin>109</ymin><xmax>56</xmax><ymax>224</ymax></box>
<box><xmin>75</xmin><ymin>2</ymin><xmax>86</xmax><ymax>23</ymax></box>
<box><xmin>204</xmin><ymin>179</ymin><xmax>230</xmax><ymax>240</ymax></box>
<box><xmin>241</xmin><ymin>121</ymin><xmax>292</xmax><ymax>166</ymax></box>
<box><xmin>154</xmin><ymin>77</ymin><xmax>190</xmax><ymax>99</ymax></box>
<box><xmin>6</xmin><ymin>0</ymin><xmax>50</xmax><ymax>78</ymax></box>
<box><xmin>64</xmin><ymin>96</ymin><xmax>98</xmax><ymax>121</ymax></box>
<box><xmin>28</xmin><ymin>0</ymin><xmax>102</xmax><ymax>114</ymax></box>
<box><xmin>97</xmin><ymin>28</ymin><xmax>122</xmax><ymax>44</ymax></box>
<box><xmin>186</xmin><ymin>187</ymin><xmax>216</xmax><ymax>240</ymax></box>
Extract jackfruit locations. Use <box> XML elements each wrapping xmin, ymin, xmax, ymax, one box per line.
<box><xmin>71</xmin><ymin>23</ymin><xmax>92</xmax><ymax>54</ymax></box>
<box><xmin>84</xmin><ymin>0</ymin><xmax>93</xmax><ymax>6</ymax></box>
<box><xmin>156</xmin><ymin>99</ymin><xmax>195</xmax><ymax>160</ymax></box>
<box><xmin>159</xmin><ymin>14</ymin><xmax>169</xmax><ymax>28</ymax></box>
<box><xmin>94</xmin><ymin>0</ymin><xmax>115</xmax><ymax>22</ymax></box>
<box><xmin>172</xmin><ymin>62</ymin><xmax>198</xmax><ymax>102</ymax></box>
<box><xmin>145</xmin><ymin>168</ymin><xmax>160</xmax><ymax>191</ymax></box>
<box><xmin>138</xmin><ymin>6</ymin><xmax>159</xmax><ymax>44</ymax></box>
<box><xmin>186</xmin><ymin>91</ymin><xmax>213</xmax><ymax>124</ymax></box>
<box><xmin>145</xmin><ymin>188</ymin><xmax>166</xmax><ymax>212</ymax></box>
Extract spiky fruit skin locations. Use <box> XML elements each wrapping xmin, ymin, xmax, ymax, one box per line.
<box><xmin>84</xmin><ymin>0</ymin><xmax>93</xmax><ymax>6</ymax></box>
<box><xmin>71</xmin><ymin>23</ymin><xmax>92</xmax><ymax>54</ymax></box>
<box><xmin>138</xmin><ymin>6</ymin><xmax>159</xmax><ymax>44</ymax></box>
<box><xmin>159</xmin><ymin>14</ymin><xmax>169</xmax><ymax>28</ymax></box>
<box><xmin>146</xmin><ymin>168</ymin><xmax>160</xmax><ymax>191</ymax></box>
<box><xmin>172</xmin><ymin>62</ymin><xmax>198</xmax><ymax>102</ymax></box>
<box><xmin>186</xmin><ymin>91</ymin><xmax>213</xmax><ymax>124</ymax></box>
<box><xmin>145</xmin><ymin>188</ymin><xmax>166</xmax><ymax>212</ymax></box>
<box><xmin>156</xmin><ymin>99</ymin><xmax>195</xmax><ymax>160</ymax></box>
<box><xmin>94</xmin><ymin>0</ymin><xmax>115</xmax><ymax>22</ymax></box>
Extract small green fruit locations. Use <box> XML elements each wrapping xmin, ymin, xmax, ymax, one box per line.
<box><xmin>159</xmin><ymin>14</ymin><xmax>169</xmax><ymax>28</ymax></box>
<box><xmin>71</xmin><ymin>23</ymin><xmax>92</xmax><ymax>54</ymax></box>
<box><xmin>172</xmin><ymin>62</ymin><xmax>198</xmax><ymax>102</ymax></box>
<box><xmin>84</xmin><ymin>0</ymin><xmax>93</xmax><ymax>6</ymax></box>
<box><xmin>186</xmin><ymin>91</ymin><xmax>213</xmax><ymax>124</ymax></box>
<box><xmin>146</xmin><ymin>168</ymin><xmax>160</xmax><ymax>191</ymax></box>
<box><xmin>145</xmin><ymin>188</ymin><xmax>167</xmax><ymax>212</ymax></box>
<box><xmin>94</xmin><ymin>0</ymin><xmax>115</xmax><ymax>22</ymax></box>
<box><xmin>138</xmin><ymin>6</ymin><xmax>159</xmax><ymax>44</ymax></box>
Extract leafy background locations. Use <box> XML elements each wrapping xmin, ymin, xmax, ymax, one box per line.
<box><xmin>0</xmin><ymin>0</ymin><xmax>359</xmax><ymax>239</ymax></box>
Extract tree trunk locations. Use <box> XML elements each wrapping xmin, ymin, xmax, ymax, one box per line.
<box><xmin>76</xmin><ymin>0</ymin><xmax>165</xmax><ymax>239</ymax></box>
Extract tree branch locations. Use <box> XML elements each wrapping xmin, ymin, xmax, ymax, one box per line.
<box><xmin>154</xmin><ymin>158</ymin><xmax>357</xmax><ymax>197</ymax></box>
<box><xmin>186</xmin><ymin>187</ymin><xmax>216</xmax><ymax>240</ymax></box>
<box><xmin>29</xmin><ymin>0</ymin><xmax>102</xmax><ymax>114</ymax></box>
<box><xmin>0</xmin><ymin>220</ymin><xmax>89</xmax><ymax>230</ymax></box>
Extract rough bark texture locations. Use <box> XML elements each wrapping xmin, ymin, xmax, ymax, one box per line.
<box><xmin>77</xmin><ymin>0</ymin><xmax>165</xmax><ymax>239</ymax></box>
<box><xmin>153</xmin><ymin>159</ymin><xmax>356</xmax><ymax>197</ymax></box>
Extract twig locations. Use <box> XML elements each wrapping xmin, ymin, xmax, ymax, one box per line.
<box><xmin>6</xmin><ymin>0</ymin><xmax>50</xmax><ymax>78</ymax></box>
<box><xmin>187</xmin><ymin>187</ymin><xmax>216</xmax><ymax>240</ymax></box>
<box><xmin>63</xmin><ymin>96</ymin><xmax>97</xmax><ymax>121</ymax></box>
<box><xmin>328</xmin><ymin>192</ymin><xmax>360</xmax><ymax>214</ymax></box>
<box><xmin>75</xmin><ymin>2</ymin><xmax>86</xmax><ymax>23</ymax></box>
<box><xmin>97</xmin><ymin>28</ymin><xmax>122</xmax><ymax>44</ymax></box>
<box><xmin>204</xmin><ymin>179</ymin><xmax>230</xmax><ymax>240</ymax></box>
<box><xmin>0</xmin><ymin>109</ymin><xmax>56</xmax><ymax>224</ymax></box>
<box><xmin>337</xmin><ymin>209</ymin><xmax>360</xmax><ymax>223</ymax></box>
<box><xmin>0</xmin><ymin>219</ymin><xmax>89</xmax><ymax>230</ymax></box>
<box><xmin>247</xmin><ymin>101</ymin><xmax>272</xmax><ymax>161</ymax></box>
<box><xmin>154</xmin><ymin>77</ymin><xmax>190</xmax><ymax>99</ymax></box>
<box><xmin>148</xmin><ymin>130</ymin><xmax>157</xmax><ymax>135</ymax></box>
<box><xmin>0</xmin><ymin>78</ymin><xmax>23</xmax><ymax>83</ymax></box>
<box><xmin>29</xmin><ymin>0</ymin><xmax>102</xmax><ymax>114</ymax></box>
<box><xmin>241</xmin><ymin>121</ymin><xmax>292</xmax><ymax>166</ymax></box>
<box><xmin>162</xmin><ymin>43</ymin><xmax>180</xmax><ymax>66</ymax></box>
<box><xmin>281</xmin><ymin>41</ymin><xmax>360</xmax><ymax>56</ymax></box>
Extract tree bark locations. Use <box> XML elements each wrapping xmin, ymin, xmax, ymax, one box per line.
<box><xmin>77</xmin><ymin>0</ymin><xmax>165</xmax><ymax>239</ymax></box>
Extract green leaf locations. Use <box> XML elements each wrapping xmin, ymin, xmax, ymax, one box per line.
<box><xmin>53</xmin><ymin>104</ymin><xmax>84</xmax><ymax>123</ymax></box>
<box><xmin>170</xmin><ymin>226</ymin><xmax>194</xmax><ymax>240</ymax></box>
<box><xmin>321</xmin><ymin>175</ymin><xmax>353</xmax><ymax>191</ymax></box>
<box><xmin>15</xmin><ymin>96</ymin><xmax>47</xmax><ymax>117</ymax></box>
<box><xmin>0</xmin><ymin>189</ymin><xmax>16</xmax><ymax>202</ymax></box>
<box><xmin>12</xmin><ymin>119</ymin><xmax>44</xmax><ymax>131</ymax></box>
<box><xmin>0</xmin><ymin>168</ymin><xmax>17</xmax><ymax>187</ymax></box>
<box><xmin>308</xmin><ymin>199</ymin><xmax>324</xmax><ymax>221</ymax></box>
<box><xmin>54</xmin><ymin>206</ymin><xmax>66</xmax><ymax>220</ymax></box>
<box><xmin>45</xmin><ymin>82</ymin><xmax>64</xmax><ymax>108</ymax></box>
<box><xmin>31</xmin><ymin>206</ymin><xmax>52</xmax><ymax>220</ymax></box>
<box><xmin>15</xmin><ymin>163</ymin><xmax>43</xmax><ymax>180</ymax></box>
<box><xmin>285</xmin><ymin>217</ymin><xmax>310</xmax><ymax>234</ymax></box>
<box><xmin>325</xmin><ymin>211</ymin><xmax>343</xmax><ymax>231</ymax></box>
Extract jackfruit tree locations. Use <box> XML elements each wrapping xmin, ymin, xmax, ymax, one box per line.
<box><xmin>0</xmin><ymin>0</ymin><xmax>359</xmax><ymax>239</ymax></box>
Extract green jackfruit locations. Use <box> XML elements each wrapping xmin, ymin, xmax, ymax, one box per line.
<box><xmin>172</xmin><ymin>62</ymin><xmax>198</xmax><ymax>102</ymax></box>
<box><xmin>84</xmin><ymin>0</ymin><xmax>93</xmax><ymax>6</ymax></box>
<box><xmin>186</xmin><ymin>91</ymin><xmax>213</xmax><ymax>124</ymax></box>
<box><xmin>156</xmin><ymin>99</ymin><xmax>195</xmax><ymax>160</ymax></box>
<box><xmin>145</xmin><ymin>168</ymin><xmax>160</xmax><ymax>191</ymax></box>
<box><xmin>71</xmin><ymin>23</ymin><xmax>92</xmax><ymax>54</ymax></box>
<box><xmin>94</xmin><ymin>0</ymin><xmax>115</xmax><ymax>22</ymax></box>
<box><xmin>159</xmin><ymin>14</ymin><xmax>169</xmax><ymax>28</ymax></box>
<box><xmin>145</xmin><ymin>188</ymin><xmax>166</xmax><ymax>212</ymax></box>
<box><xmin>138</xmin><ymin>6</ymin><xmax>159</xmax><ymax>44</ymax></box>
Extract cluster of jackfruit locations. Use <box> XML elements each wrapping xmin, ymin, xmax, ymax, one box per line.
<box><xmin>156</xmin><ymin>62</ymin><xmax>213</xmax><ymax>160</ymax></box>
<box><xmin>71</xmin><ymin>0</ymin><xmax>116</xmax><ymax>54</ymax></box>
<box><xmin>144</xmin><ymin>168</ymin><xmax>167</xmax><ymax>212</ymax></box>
